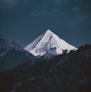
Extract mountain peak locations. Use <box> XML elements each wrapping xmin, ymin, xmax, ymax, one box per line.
<box><xmin>45</xmin><ymin>29</ymin><xmax>53</xmax><ymax>34</ymax></box>
<box><xmin>44</xmin><ymin>29</ymin><xmax>55</xmax><ymax>38</ymax></box>
<box><xmin>24</xmin><ymin>30</ymin><xmax>77</xmax><ymax>56</ymax></box>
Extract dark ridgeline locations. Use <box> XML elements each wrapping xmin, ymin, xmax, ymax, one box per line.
<box><xmin>0</xmin><ymin>38</ymin><xmax>91</xmax><ymax>92</ymax></box>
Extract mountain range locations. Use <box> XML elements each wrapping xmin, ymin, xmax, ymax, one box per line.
<box><xmin>0</xmin><ymin>30</ymin><xmax>77</xmax><ymax>71</ymax></box>
<box><xmin>0</xmin><ymin>29</ymin><xmax>91</xmax><ymax>92</ymax></box>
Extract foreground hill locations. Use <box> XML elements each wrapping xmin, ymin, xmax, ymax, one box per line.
<box><xmin>0</xmin><ymin>44</ymin><xmax>91</xmax><ymax>92</ymax></box>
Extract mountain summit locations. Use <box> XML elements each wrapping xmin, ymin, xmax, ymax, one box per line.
<box><xmin>24</xmin><ymin>29</ymin><xmax>77</xmax><ymax>56</ymax></box>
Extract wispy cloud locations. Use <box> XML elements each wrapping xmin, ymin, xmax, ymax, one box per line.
<box><xmin>31</xmin><ymin>8</ymin><xmax>59</xmax><ymax>16</ymax></box>
<box><xmin>0</xmin><ymin>0</ymin><xmax>91</xmax><ymax>15</ymax></box>
<box><xmin>0</xmin><ymin>0</ymin><xmax>28</xmax><ymax>9</ymax></box>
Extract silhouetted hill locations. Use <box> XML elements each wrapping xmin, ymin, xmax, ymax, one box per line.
<box><xmin>0</xmin><ymin>43</ymin><xmax>91</xmax><ymax>92</ymax></box>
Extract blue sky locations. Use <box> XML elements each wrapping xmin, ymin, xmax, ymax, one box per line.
<box><xmin>0</xmin><ymin>0</ymin><xmax>91</xmax><ymax>47</ymax></box>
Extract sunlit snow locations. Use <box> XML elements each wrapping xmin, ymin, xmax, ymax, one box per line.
<box><xmin>24</xmin><ymin>29</ymin><xmax>77</xmax><ymax>56</ymax></box>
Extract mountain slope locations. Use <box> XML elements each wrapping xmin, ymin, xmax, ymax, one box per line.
<box><xmin>0</xmin><ymin>38</ymin><xmax>34</xmax><ymax>71</ymax></box>
<box><xmin>24</xmin><ymin>29</ymin><xmax>77</xmax><ymax>56</ymax></box>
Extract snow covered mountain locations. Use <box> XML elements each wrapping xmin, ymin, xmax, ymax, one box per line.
<box><xmin>24</xmin><ymin>29</ymin><xmax>77</xmax><ymax>56</ymax></box>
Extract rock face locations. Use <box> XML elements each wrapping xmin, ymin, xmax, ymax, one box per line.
<box><xmin>24</xmin><ymin>29</ymin><xmax>77</xmax><ymax>56</ymax></box>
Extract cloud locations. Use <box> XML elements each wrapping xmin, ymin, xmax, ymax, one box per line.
<box><xmin>31</xmin><ymin>8</ymin><xmax>60</xmax><ymax>17</ymax></box>
<box><xmin>0</xmin><ymin>0</ymin><xmax>28</xmax><ymax>10</ymax></box>
<box><xmin>0</xmin><ymin>0</ymin><xmax>91</xmax><ymax>15</ymax></box>
<box><xmin>0</xmin><ymin>0</ymin><xmax>17</xmax><ymax>6</ymax></box>
<box><xmin>53</xmin><ymin>0</ymin><xmax>62</xmax><ymax>5</ymax></box>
